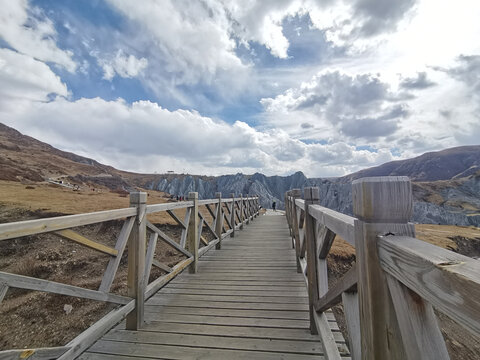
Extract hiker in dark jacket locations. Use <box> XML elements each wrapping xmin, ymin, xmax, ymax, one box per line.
<box><xmin>272</xmin><ymin>201</ymin><xmax>276</xmax><ymax>211</ymax></box>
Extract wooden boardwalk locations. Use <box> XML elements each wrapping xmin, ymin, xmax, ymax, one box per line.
<box><xmin>80</xmin><ymin>212</ymin><xmax>348</xmax><ymax>359</ymax></box>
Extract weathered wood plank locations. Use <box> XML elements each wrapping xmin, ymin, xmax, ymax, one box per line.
<box><xmin>143</xmin><ymin>233</ymin><xmax>158</xmax><ymax>284</ymax></box>
<box><xmin>0</xmin><ymin>346</ymin><xmax>70</xmax><ymax>360</ymax></box>
<box><xmin>146</xmin><ymin>221</ymin><xmax>192</xmax><ymax>258</ymax></box>
<box><xmin>179</xmin><ymin>207</ymin><xmax>191</xmax><ymax>248</ymax></box>
<box><xmin>102</xmin><ymin>329</ymin><xmax>325</xmax><ymax>355</ymax></box>
<box><xmin>352</xmin><ymin>176</ymin><xmax>412</xmax><ymax>360</ymax></box>
<box><xmin>59</xmin><ymin>301</ymin><xmax>135</xmax><ymax>360</ymax></box>
<box><xmin>342</xmin><ymin>291</ymin><xmax>361</xmax><ymax>360</ymax></box>
<box><xmin>152</xmin><ymin>259</ymin><xmax>172</xmax><ymax>273</ymax></box>
<box><xmin>145</xmin><ymin>257</ymin><xmax>193</xmax><ymax>298</ymax></box>
<box><xmin>152</xmin><ymin>292</ymin><xmax>309</xmax><ymax>304</ymax></box>
<box><xmin>146</xmin><ymin>201</ymin><xmax>193</xmax><ymax>214</ymax></box>
<box><xmin>0</xmin><ymin>284</ymin><xmax>8</xmax><ymax>303</ymax></box>
<box><xmin>0</xmin><ymin>271</ymin><xmax>131</xmax><ymax>304</ymax></box>
<box><xmin>315</xmin><ymin>264</ymin><xmax>357</xmax><ymax>313</ymax></box>
<box><xmin>385</xmin><ymin>273</ymin><xmax>449</xmax><ymax>360</ymax></box>
<box><xmin>55</xmin><ymin>229</ymin><xmax>118</xmax><ymax>256</ymax></box>
<box><xmin>0</xmin><ymin>207</ymin><xmax>136</xmax><ymax>241</ymax></box>
<box><xmin>99</xmin><ymin>217</ymin><xmax>135</xmax><ymax>292</ymax></box>
<box><xmin>379</xmin><ymin>234</ymin><xmax>480</xmax><ymax>337</ymax></box>
<box><xmin>309</xmin><ymin>205</ymin><xmax>355</xmax><ymax>247</ymax></box>
<box><xmin>87</xmin><ymin>340</ymin><xmax>327</xmax><ymax>360</ymax></box>
<box><xmin>166</xmin><ymin>209</ymin><xmax>186</xmax><ymax>229</ymax></box>
<box><xmin>186</xmin><ymin>192</ymin><xmax>198</xmax><ymax>273</ymax></box>
<box><xmin>126</xmin><ymin>192</ymin><xmax>147</xmax><ymax>330</ymax></box>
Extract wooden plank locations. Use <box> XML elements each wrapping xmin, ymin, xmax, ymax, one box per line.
<box><xmin>0</xmin><ymin>207</ymin><xmax>136</xmax><ymax>241</ymax></box>
<box><xmin>160</xmin><ymin>287</ymin><xmax>308</xmax><ymax>297</ymax></box>
<box><xmin>316</xmin><ymin>224</ymin><xmax>336</xmax><ymax>259</ymax></box>
<box><xmin>313</xmin><ymin>311</ymin><xmax>345</xmax><ymax>359</ymax></box>
<box><xmin>147</xmin><ymin>297</ymin><xmax>309</xmax><ymax>311</ymax></box>
<box><xmin>143</xmin><ymin>312</ymin><xmax>312</xmax><ymax>329</ymax></box>
<box><xmin>87</xmin><ymin>340</ymin><xmax>326</xmax><ymax>360</ymax></box>
<box><xmin>166</xmin><ymin>209</ymin><xmax>186</xmax><ymax>229</ymax></box>
<box><xmin>198</xmin><ymin>238</ymin><xmax>219</xmax><ymax>257</ymax></box>
<box><xmin>59</xmin><ymin>301</ymin><xmax>135</xmax><ymax>360</ymax></box>
<box><xmin>0</xmin><ymin>271</ymin><xmax>131</xmax><ymax>304</ymax></box>
<box><xmin>179</xmin><ymin>207</ymin><xmax>191</xmax><ymax>248</ymax></box>
<box><xmin>145</xmin><ymin>257</ymin><xmax>193</xmax><ymax>298</ymax></box>
<box><xmin>198</xmin><ymin>212</ymin><xmax>218</xmax><ymax>239</ymax></box>
<box><xmin>295</xmin><ymin>198</ymin><xmax>305</xmax><ymax>210</ymax></box>
<box><xmin>102</xmin><ymin>329</ymin><xmax>325</xmax><ymax>355</ymax></box>
<box><xmin>55</xmin><ymin>229</ymin><xmax>118</xmax><ymax>256</ymax></box>
<box><xmin>304</xmin><ymin>187</ymin><xmax>320</xmax><ymax>334</ymax></box>
<box><xmin>143</xmin><ymin>233</ymin><xmax>158</xmax><ymax>284</ymax></box>
<box><xmin>146</xmin><ymin>221</ymin><xmax>192</xmax><ymax>258</ymax></box>
<box><xmin>146</xmin><ymin>201</ymin><xmax>193</xmax><ymax>214</ymax></box>
<box><xmin>152</xmin><ymin>259</ymin><xmax>172</xmax><ymax>273</ymax></box>
<box><xmin>385</xmin><ymin>274</ymin><xmax>449</xmax><ymax>360</ymax></box>
<box><xmin>197</xmin><ymin>199</ymin><xmax>217</xmax><ymax>206</ymax></box>
<box><xmin>342</xmin><ymin>292</ymin><xmax>361</xmax><ymax>360</ymax></box>
<box><xmin>126</xmin><ymin>192</ymin><xmax>147</xmax><ymax>330</ymax></box>
<box><xmin>138</xmin><ymin>321</ymin><xmax>329</xmax><ymax>341</ymax></box>
<box><xmin>145</xmin><ymin>305</ymin><xmax>310</xmax><ymax>320</ymax></box>
<box><xmin>99</xmin><ymin>216</ymin><xmax>135</xmax><ymax>292</ymax></box>
<box><xmin>315</xmin><ymin>264</ymin><xmax>357</xmax><ymax>313</ymax></box>
<box><xmin>215</xmin><ymin>193</ymin><xmax>223</xmax><ymax>249</ymax></box>
<box><xmin>0</xmin><ymin>346</ymin><xmax>69</xmax><ymax>359</ymax></box>
<box><xmin>186</xmin><ymin>193</ymin><xmax>198</xmax><ymax>273</ymax></box>
<box><xmin>309</xmin><ymin>205</ymin><xmax>355</xmax><ymax>247</ymax></box>
<box><xmin>153</xmin><ymin>293</ymin><xmax>309</xmax><ymax>304</ymax></box>
<box><xmin>379</xmin><ymin>234</ymin><xmax>480</xmax><ymax>337</ymax></box>
<box><xmin>352</xmin><ymin>176</ymin><xmax>412</xmax><ymax>360</ymax></box>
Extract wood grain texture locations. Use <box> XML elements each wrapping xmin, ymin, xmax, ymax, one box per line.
<box><xmin>0</xmin><ymin>346</ymin><xmax>69</xmax><ymax>360</ymax></box>
<box><xmin>99</xmin><ymin>217</ymin><xmax>135</xmax><ymax>292</ymax></box>
<box><xmin>315</xmin><ymin>264</ymin><xmax>357</xmax><ymax>313</ymax></box>
<box><xmin>379</xmin><ymin>235</ymin><xmax>480</xmax><ymax>337</ymax></box>
<box><xmin>342</xmin><ymin>292</ymin><xmax>361</xmax><ymax>360</ymax></box>
<box><xmin>0</xmin><ymin>271</ymin><xmax>131</xmax><ymax>304</ymax></box>
<box><xmin>126</xmin><ymin>192</ymin><xmax>147</xmax><ymax>330</ymax></box>
<box><xmin>0</xmin><ymin>207</ymin><xmax>136</xmax><ymax>241</ymax></box>
<box><xmin>55</xmin><ymin>229</ymin><xmax>118</xmax><ymax>256</ymax></box>
<box><xmin>309</xmin><ymin>205</ymin><xmax>355</xmax><ymax>247</ymax></box>
<box><xmin>385</xmin><ymin>273</ymin><xmax>449</xmax><ymax>360</ymax></box>
<box><xmin>353</xmin><ymin>177</ymin><xmax>413</xmax><ymax>360</ymax></box>
<box><xmin>186</xmin><ymin>192</ymin><xmax>199</xmax><ymax>273</ymax></box>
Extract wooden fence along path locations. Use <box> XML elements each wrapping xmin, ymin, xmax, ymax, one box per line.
<box><xmin>0</xmin><ymin>176</ymin><xmax>479</xmax><ymax>359</ymax></box>
<box><xmin>79</xmin><ymin>212</ymin><xmax>348</xmax><ymax>359</ymax></box>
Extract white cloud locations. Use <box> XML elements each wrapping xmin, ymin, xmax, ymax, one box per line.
<box><xmin>2</xmin><ymin>95</ymin><xmax>399</xmax><ymax>177</ymax></box>
<box><xmin>0</xmin><ymin>0</ymin><xmax>76</xmax><ymax>72</ymax></box>
<box><xmin>0</xmin><ymin>48</ymin><xmax>68</xmax><ymax>104</ymax></box>
<box><xmin>97</xmin><ymin>50</ymin><xmax>148</xmax><ymax>81</ymax></box>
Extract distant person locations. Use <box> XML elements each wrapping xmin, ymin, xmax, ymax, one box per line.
<box><xmin>272</xmin><ymin>201</ymin><xmax>276</xmax><ymax>211</ymax></box>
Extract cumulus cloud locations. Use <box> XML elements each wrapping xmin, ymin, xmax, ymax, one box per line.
<box><xmin>439</xmin><ymin>55</ymin><xmax>480</xmax><ymax>94</ymax></box>
<box><xmin>96</xmin><ymin>50</ymin><xmax>148</xmax><ymax>80</ymax></box>
<box><xmin>261</xmin><ymin>70</ymin><xmax>409</xmax><ymax>140</ymax></box>
<box><xmin>0</xmin><ymin>48</ymin><xmax>68</xmax><ymax>104</ymax></box>
<box><xmin>0</xmin><ymin>0</ymin><xmax>76</xmax><ymax>72</ymax></box>
<box><xmin>399</xmin><ymin>72</ymin><xmax>436</xmax><ymax>89</ymax></box>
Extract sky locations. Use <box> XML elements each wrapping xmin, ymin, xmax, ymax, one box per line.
<box><xmin>0</xmin><ymin>0</ymin><xmax>479</xmax><ymax>178</ymax></box>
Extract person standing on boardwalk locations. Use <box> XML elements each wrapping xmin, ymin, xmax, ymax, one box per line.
<box><xmin>272</xmin><ymin>201</ymin><xmax>276</xmax><ymax>211</ymax></box>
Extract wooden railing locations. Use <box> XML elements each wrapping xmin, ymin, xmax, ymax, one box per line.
<box><xmin>285</xmin><ymin>176</ymin><xmax>480</xmax><ymax>360</ymax></box>
<box><xmin>0</xmin><ymin>192</ymin><xmax>260</xmax><ymax>359</ymax></box>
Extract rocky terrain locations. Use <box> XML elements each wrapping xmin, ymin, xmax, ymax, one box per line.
<box><xmin>1</xmin><ymin>122</ymin><xmax>479</xmax><ymax>226</ymax></box>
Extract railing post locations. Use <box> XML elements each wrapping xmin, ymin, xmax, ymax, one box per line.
<box><xmin>230</xmin><ymin>193</ymin><xmax>236</xmax><ymax>237</ymax></box>
<box><xmin>186</xmin><ymin>192</ymin><xmax>199</xmax><ymax>273</ymax></box>
<box><xmin>290</xmin><ymin>189</ymin><xmax>302</xmax><ymax>273</ymax></box>
<box><xmin>304</xmin><ymin>187</ymin><xmax>320</xmax><ymax>334</ymax></box>
<box><xmin>239</xmin><ymin>194</ymin><xmax>244</xmax><ymax>230</ymax></box>
<box><xmin>215</xmin><ymin>192</ymin><xmax>223</xmax><ymax>249</ymax></box>
<box><xmin>352</xmin><ymin>176</ymin><xmax>414</xmax><ymax>360</ymax></box>
<box><xmin>126</xmin><ymin>191</ymin><xmax>147</xmax><ymax>330</ymax></box>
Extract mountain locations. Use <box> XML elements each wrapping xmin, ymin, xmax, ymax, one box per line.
<box><xmin>0</xmin><ymin>122</ymin><xmax>479</xmax><ymax>226</ymax></box>
<box><xmin>338</xmin><ymin>146</ymin><xmax>480</xmax><ymax>182</ymax></box>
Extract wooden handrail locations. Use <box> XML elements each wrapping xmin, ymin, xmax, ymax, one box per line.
<box><xmin>0</xmin><ymin>191</ymin><xmax>261</xmax><ymax>359</ymax></box>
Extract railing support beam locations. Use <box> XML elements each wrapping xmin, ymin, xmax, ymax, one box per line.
<box><xmin>126</xmin><ymin>192</ymin><xmax>147</xmax><ymax>330</ymax></box>
<box><xmin>187</xmin><ymin>192</ymin><xmax>199</xmax><ymax>273</ymax></box>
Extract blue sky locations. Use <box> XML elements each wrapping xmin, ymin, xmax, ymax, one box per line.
<box><xmin>0</xmin><ymin>0</ymin><xmax>479</xmax><ymax>177</ymax></box>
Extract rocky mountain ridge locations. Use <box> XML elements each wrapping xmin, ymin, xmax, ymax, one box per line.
<box><xmin>0</xmin><ymin>123</ymin><xmax>478</xmax><ymax>226</ymax></box>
